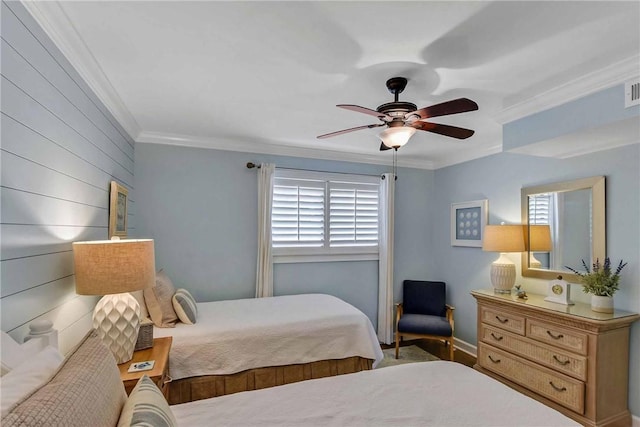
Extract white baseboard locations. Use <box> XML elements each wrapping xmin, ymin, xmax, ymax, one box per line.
<box><xmin>632</xmin><ymin>414</ymin><xmax>639</xmax><ymax>427</ymax></box>
<box><xmin>454</xmin><ymin>337</ymin><xmax>477</xmax><ymax>358</ymax></box>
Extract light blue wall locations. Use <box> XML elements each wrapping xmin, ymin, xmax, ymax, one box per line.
<box><xmin>0</xmin><ymin>1</ymin><xmax>136</xmax><ymax>353</ymax></box>
<box><xmin>434</xmin><ymin>144</ymin><xmax>640</xmax><ymax>414</ymax></box>
<box><xmin>504</xmin><ymin>84</ymin><xmax>640</xmax><ymax>150</ymax></box>
<box><xmin>134</xmin><ymin>143</ymin><xmax>436</xmax><ymax>327</ymax></box>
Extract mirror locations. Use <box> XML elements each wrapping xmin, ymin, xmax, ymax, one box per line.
<box><xmin>521</xmin><ymin>176</ymin><xmax>605</xmax><ymax>282</ymax></box>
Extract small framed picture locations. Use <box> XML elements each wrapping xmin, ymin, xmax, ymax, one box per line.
<box><xmin>450</xmin><ymin>199</ymin><xmax>488</xmax><ymax>247</ymax></box>
<box><xmin>109</xmin><ymin>180</ymin><xmax>128</xmax><ymax>238</ymax></box>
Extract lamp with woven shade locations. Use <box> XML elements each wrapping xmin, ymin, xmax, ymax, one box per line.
<box><xmin>524</xmin><ymin>224</ymin><xmax>552</xmax><ymax>268</ymax></box>
<box><xmin>482</xmin><ymin>224</ymin><xmax>525</xmax><ymax>294</ymax></box>
<box><xmin>73</xmin><ymin>239</ymin><xmax>155</xmax><ymax>363</ymax></box>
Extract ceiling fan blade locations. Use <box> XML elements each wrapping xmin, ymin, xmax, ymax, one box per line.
<box><xmin>409</xmin><ymin>98</ymin><xmax>478</xmax><ymax>120</ymax></box>
<box><xmin>379</xmin><ymin>142</ymin><xmax>392</xmax><ymax>151</ymax></box>
<box><xmin>317</xmin><ymin>123</ymin><xmax>384</xmax><ymax>139</ymax></box>
<box><xmin>413</xmin><ymin>121</ymin><xmax>475</xmax><ymax>139</ymax></box>
<box><xmin>337</xmin><ymin>104</ymin><xmax>390</xmax><ymax>120</ymax></box>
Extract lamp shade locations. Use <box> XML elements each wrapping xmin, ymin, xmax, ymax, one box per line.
<box><xmin>482</xmin><ymin>225</ymin><xmax>525</xmax><ymax>253</ymax></box>
<box><xmin>524</xmin><ymin>224</ymin><xmax>552</xmax><ymax>251</ymax></box>
<box><xmin>379</xmin><ymin>126</ymin><xmax>416</xmax><ymax>148</ymax></box>
<box><xmin>73</xmin><ymin>239</ymin><xmax>155</xmax><ymax>295</ymax></box>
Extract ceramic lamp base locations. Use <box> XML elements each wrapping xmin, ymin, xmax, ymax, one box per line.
<box><xmin>93</xmin><ymin>293</ymin><xmax>141</xmax><ymax>364</ymax></box>
<box><xmin>529</xmin><ymin>252</ymin><xmax>542</xmax><ymax>269</ymax></box>
<box><xmin>491</xmin><ymin>253</ymin><xmax>516</xmax><ymax>294</ymax></box>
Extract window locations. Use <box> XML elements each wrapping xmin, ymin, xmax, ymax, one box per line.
<box><xmin>271</xmin><ymin>169</ymin><xmax>380</xmax><ymax>262</ymax></box>
<box><xmin>529</xmin><ymin>193</ymin><xmax>551</xmax><ymax>225</ymax></box>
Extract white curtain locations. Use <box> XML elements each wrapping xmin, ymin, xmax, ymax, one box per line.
<box><xmin>377</xmin><ymin>173</ymin><xmax>395</xmax><ymax>344</ymax></box>
<box><xmin>255</xmin><ymin>163</ymin><xmax>275</xmax><ymax>298</ymax></box>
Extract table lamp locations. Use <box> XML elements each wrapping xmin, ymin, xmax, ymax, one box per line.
<box><xmin>482</xmin><ymin>224</ymin><xmax>525</xmax><ymax>294</ymax></box>
<box><xmin>524</xmin><ymin>224</ymin><xmax>552</xmax><ymax>268</ymax></box>
<box><xmin>73</xmin><ymin>238</ymin><xmax>155</xmax><ymax>363</ymax></box>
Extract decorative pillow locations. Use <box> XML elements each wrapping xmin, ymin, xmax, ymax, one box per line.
<box><xmin>130</xmin><ymin>290</ymin><xmax>150</xmax><ymax>320</ymax></box>
<box><xmin>144</xmin><ymin>270</ymin><xmax>179</xmax><ymax>328</ymax></box>
<box><xmin>0</xmin><ymin>346</ymin><xmax>63</xmax><ymax>417</ymax></box>
<box><xmin>172</xmin><ymin>288</ymin><xmax>198</xmax><ymax>325</ymax></box>
<box><xmin>117</xmin><ymin>375</ymin><xmax>177</xmax><ymax>427</ymax></box>
<box><xmin>1</xmin><ymin>332</ymin><xmax>126</xmax><ymax>427</ymax></box>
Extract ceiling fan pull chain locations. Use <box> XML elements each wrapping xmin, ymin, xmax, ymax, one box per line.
<box><xmin>393</xmin><ymin>148</ymin><xmax>398</xmax><ymax>180</ymax></box>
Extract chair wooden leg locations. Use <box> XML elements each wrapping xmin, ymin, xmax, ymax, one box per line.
<box><xmin>395</xmin><ymin>332</ymin><xmax>400</xmax><ymax>359</ymax></box>
<box><xmin>448</xmin><ymin>338</ymin><xmax>454</xmax><ymax>361</ymax></box>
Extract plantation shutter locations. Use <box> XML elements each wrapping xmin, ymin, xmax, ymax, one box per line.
<box><xmin>272</xmin><ymin>178</ymin><xmax>325</xmax><ymax>248</ymax></box>
<box><xmin>529</xmin><ymin>193</ymin><xmax>551</xmax><ymax>225</ymax></box>
<box><xmin>329</xmin><ymin>182</ymin><xmax>379</xmax><ymax>247</ymax></box>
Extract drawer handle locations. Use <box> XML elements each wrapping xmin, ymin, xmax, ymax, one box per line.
<box><xmin>546</xmin><ymin>330</ymin><xmax>564</xmax><ymax>340</ymax></box>
<box><xmin>495</xmin><ymin>316</ymin><xmax>509</xmax><ymax>324</ymax></box>
<box><xmin>552</xmin><ymin>355</ymin><xmax>570</xmax><ymax>366</ymax></box>
<box><xmin>490</xmin><ymin>332</ymin><xmax>503</xmax><ymax>341</ymax></box>
<box><xmin>549</xmin><ymin>381</ymin><xmax>567</xmax><ymax>392</ymax></box>
<box><xmin>488</xmin><ymin>355</ymin><xmax>501</xmax><ymax>364</ymax></box>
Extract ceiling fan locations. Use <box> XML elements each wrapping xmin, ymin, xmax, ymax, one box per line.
<box><xmin>317</xmin><ymin>77</ymin><xmax>478</xmax><ymax>151</ymax></box>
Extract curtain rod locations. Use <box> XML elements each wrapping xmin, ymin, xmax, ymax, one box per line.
<box><xmin>246</xmin><ymin>162</ymin><xmax>389</xmax><ymax>179</ymax></box>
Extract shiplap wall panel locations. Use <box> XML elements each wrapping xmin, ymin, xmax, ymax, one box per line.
<box><xmin>2</xmin><ymin>151</ymin><xmax>108</xmax><ymax>208</ymax></box>
<box><xmin>0</xmin><ymin>1</ymin><xmax>136</xmax><ymax>349</ymax></box>
<box><xmin>1</xmin><ymin>77</ymin><xmax>134</xmax><ymax>187</ymax></box>
<box><xmin>1</xmin><ymin>188</ymin><xmax>107</xmax><ymax>227</ymax></box>
<box><xmin>1</xmin><ymin>251</ymin><xmax>74</xmax><ymax>298</ymax></box>
<box><xmin>1</xmin><ymin>276</ymin><xmax>76</xmax><ymax>331</ymax></box>
<box><xmin>0</xmin><ymin>1</ymin><xmax>133</xmax><ymax>158</ymax></box>
<box><xmin>1</xmin><ymin>39</ymin><xmax>134</xmax><ymax>172</ymax></box>
<box><xmin>2</xmin><ymin>115</ymin><xmax>112</xmax><ymax>191</ymax></box>
<box><xmin>1</xmin><ymin>224</ymin><xmax>105</xmax><ymax>260</ymax></box>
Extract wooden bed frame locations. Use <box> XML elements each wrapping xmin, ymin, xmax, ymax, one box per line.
<box><xmin>168</xmin><ymin>356</ymin><xmax>373</xmax><ymax>404</ymax></box>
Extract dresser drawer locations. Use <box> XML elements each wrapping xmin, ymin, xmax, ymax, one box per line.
<box><xmin>480</xmin><ymin>325</ymin><xmax>587</xmax><ymax>381</ymax></box>
<box><xmin>527</xmin><ymin>320</ymin><xmax>588</xmax><ymax>355</ymax></box>
<box><xmin>479</xmin><ymin>343</ymin><xmax>585</xmax><ymax>414</ymax></box>
<box><xmin>480</xmin><ymin>306</ymin><xmax>525</xmax><ymax>335</ymax></box>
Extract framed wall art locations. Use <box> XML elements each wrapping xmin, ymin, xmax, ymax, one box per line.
<box><xmin>109</xmin><ymin>180</ymin><xmax>128</xmax><ymax>238</ymax></box>
<box><xmin>450</xmin><ymin>199</ymin><xmax>488</xmax><ymax>247</ymax></box>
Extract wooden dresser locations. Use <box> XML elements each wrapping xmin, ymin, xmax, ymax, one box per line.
<box><xmin>472</xmin><ymin>290</ymin><xmax>638</xmax><ymax>427</ymax></box>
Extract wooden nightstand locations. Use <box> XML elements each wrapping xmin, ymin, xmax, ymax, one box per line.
<box><xmin>118</xmin><ymin>337</ymin><xmax>172</xmax><ymax>399</ymax></box>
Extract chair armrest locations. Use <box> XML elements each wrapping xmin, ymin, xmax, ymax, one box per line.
<box><xmin>445</xmin><ymin>304</ymin><xmax>455</xmax><ymax>330</ymax></box>
<box><xmin>395</xmin><ymin>303</ymin><xmax>403</xmax><ymax>325</ymax></box>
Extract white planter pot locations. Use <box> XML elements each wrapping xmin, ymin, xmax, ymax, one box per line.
<box><xmin>590</xmin><ymin>295</ymin><xmax>614</xmax><ymax>314</ymax></box>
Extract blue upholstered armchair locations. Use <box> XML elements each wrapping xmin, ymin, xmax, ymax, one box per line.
<box><xmin>395</xmin><ymin>280</ymin><xmax>455</xmax><ymax>361</ymax></box>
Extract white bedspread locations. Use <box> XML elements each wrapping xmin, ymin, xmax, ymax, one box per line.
<box><xmin>154</xmin><ymin>294</ymin><xmax>383</xmax><ymax>380</ymax></box>
<box><xmin>172</xmin><ymin>361</ymin><xmax>579</xmax><ymax>427</ymax></box>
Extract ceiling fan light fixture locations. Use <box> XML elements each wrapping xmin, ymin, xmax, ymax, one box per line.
<box><xmin>379</xmin><ymin>126</ymin><xmax>416</xmax><ymax>148</ymax></box>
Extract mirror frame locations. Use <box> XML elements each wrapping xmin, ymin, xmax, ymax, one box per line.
<box><xmin>521</xmin><ymin>176</ymin><xmax>605</xmax><ymax>282</ymax></box>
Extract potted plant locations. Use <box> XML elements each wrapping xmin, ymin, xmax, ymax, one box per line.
<box><xmin>565</xmin><ymin>258</ymin><xmax>627</xmax><ymax>313</ymax></box>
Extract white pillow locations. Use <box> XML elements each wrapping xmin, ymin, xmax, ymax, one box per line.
<box><xmin>0</xmin><ymin>346</ymin><xmax>64</xmax><ymax>417</ymax></box>
<box><xmin>1</xmin><ymin>331</ymin><xmax>46</xmax><ymax>376</ymax></box>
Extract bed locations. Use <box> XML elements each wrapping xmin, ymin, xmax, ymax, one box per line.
<box><xmin>151</xmin><ymin>293</ymin><xmax>384</xmax><ymax>404</ymax></box>
<box><xmin>1</xmin><ymin>331</ymin><xmax>580</xmax><ymax>427</ymax></box>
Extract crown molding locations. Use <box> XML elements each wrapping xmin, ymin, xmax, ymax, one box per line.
<box><xmin>494</xmin><ymin>55</ymin><xmax>640</xmax><ymax>125</ymax></box>
<box><xmin>431</xmin><ymin>144</ymin><xmax>503</xmax><ymax>169</ymax></box>
<box><xmin>136</xmin><ymin>131</ymin><xmax>437</xmax><ymax>170</ymax></box>
<box><xmin>21</xmin><ymin>1</ymin><xmax>141</xmax><ymax>140</ymax></box>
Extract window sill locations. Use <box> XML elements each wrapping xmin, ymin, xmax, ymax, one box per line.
<box><xmin>273</xmin><ymin>253</ymin><xmax>379</xmax><ymax>264</ymax></box>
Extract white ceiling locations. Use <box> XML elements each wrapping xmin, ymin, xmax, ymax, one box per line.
<box><xmin>25</xmin><ymin>1</ymin><xmax>640</xmax><ymax>169</ymax></box>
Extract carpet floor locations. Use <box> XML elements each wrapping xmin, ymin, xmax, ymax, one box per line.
<box><xmin>376</xmin><ymin>345</ymin><xmax>440</xmax><ymax>369</ymax></box>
